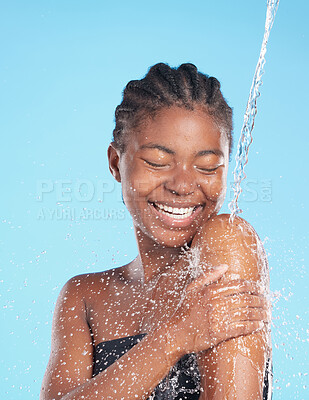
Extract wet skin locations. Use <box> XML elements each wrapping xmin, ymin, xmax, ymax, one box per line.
<box><xmin>40</xmin><ymin>106</ymin><xmax>270</xmax><ymax>400</ymax></box>
<box><xmin>108</xmin><ymin>105</ymin><xmax>230</xmax><ymax>283</ymax></box>
<box><xmin>108</xmin><ymin>106</ymin><xmax>270</xmax><ymax>398</ymax></box>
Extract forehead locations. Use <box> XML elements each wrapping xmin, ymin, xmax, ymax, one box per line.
<box><xmin>131</xmin><ymin>106</ymin><xmax>227</xmax><ymax>152</ymax></box>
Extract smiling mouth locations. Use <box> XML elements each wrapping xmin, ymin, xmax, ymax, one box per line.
<box><xmin>149</xmin><ymin>202</ymin><xmax>202</xmax><ymax>220</ymax></box>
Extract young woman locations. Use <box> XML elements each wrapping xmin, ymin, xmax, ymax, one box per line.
<box><xmin>40</xmin><ymin>63</ymin><xmax>272</xmax><ymax>399</ymax></box>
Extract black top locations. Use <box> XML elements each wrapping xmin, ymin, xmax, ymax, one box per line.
<box><xmin>92</xmin><ymin>333</ymin><xmax>272</xmax><ymax>399</ymax></box>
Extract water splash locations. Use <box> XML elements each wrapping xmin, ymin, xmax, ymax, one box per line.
<box><xmin>229</xmin><ymin>0</ymin><xmax>280</xmax><ymax>222</ymax></box>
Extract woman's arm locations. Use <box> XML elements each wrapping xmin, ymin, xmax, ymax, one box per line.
<box><xmin>40</xmin><ymin>215</ymin><xmax>269</xmax><ymax>400</ymax></box>
<box><xmin>40</xmin><ymin>276</ymin><xmax>180</xmax><ymax>400</ymax></box>
<box><xmin>194</xmin><ymin>214</ymin><xmax>271</xmax><ymax>400</ymax></box>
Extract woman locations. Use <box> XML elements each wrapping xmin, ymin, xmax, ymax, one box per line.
<box><xmin>40</xmin><ymin>63</ymin><xmax>271</xmax><ymax>399</ymax></box>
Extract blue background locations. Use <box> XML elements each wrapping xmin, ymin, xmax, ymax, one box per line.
<box><xmin>1</xmin><ymin>0</ymin><xmax>308</xmax><ymax>398</ymax></box>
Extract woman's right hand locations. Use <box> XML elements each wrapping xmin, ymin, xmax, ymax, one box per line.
<box><xmin>162</xmin><ymin>265</ymin><xmax>269</xmax><ymax>359</ymax></box>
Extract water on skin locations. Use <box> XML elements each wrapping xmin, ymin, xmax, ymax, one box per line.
<box><xmin>150</xmin><ymin>2</ymin><xmax>280</xmax><ymax>395</ymax></box>
<box><xmin>226</xmin><ymin>2</ymin><xmax>280</xmax><ymax>395</ymax></box>
<box><xmin>146</xmin><ymin>246</ymin><xmax>202</xmax><ymax>399</ymax></box>
<box><xmin>150</xmin><ymin>239</ymin><xmax>272</xmax><ymax>398</ymax></box>
<box><xmin>229</xmin><ymin>0</ymin><xmax>280</xmax><ymax>221</ymax></box>
<box><xmin>50</xmin><ymin>2</ymin><xmax>279</xmax><ymax>398</ymax></box>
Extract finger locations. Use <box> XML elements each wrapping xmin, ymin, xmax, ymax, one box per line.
<box><xmin>228</xmin><ymin>307</ymin><xmax>269</xmax><ymax>324</ymax></box>
<box><xmin>214</xmin><ymin>294</ymin><xmax>270</xmax><ymax>311</ymax></box>
<box><xmin>228</xmin><ymin>320</ymin><xmax>265</xmax><ymax>338</ymax></box>
<box><xmin>211</xmin><ymin>306</ymin><xmax>269</xmax><ymax>330</ymax></box>
<box><xmin>187</xmin><ymin>264</ymin><xmax>229</xmax><ymax>292</ymax></box>
<box><xmin>210</xmin><ymin>320</ymin><xmax>265</xmax><ymax>345</ymax></box>
<box><xmin>210</xmin><ymin>279</ymin><xmax>266</xmax><ymax>298</ymax></box>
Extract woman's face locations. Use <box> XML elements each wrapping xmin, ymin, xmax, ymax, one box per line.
<box><xmin>109</xmin><ymin>106</ymin><xmax>229</xmax><ymax>248</ymax></box>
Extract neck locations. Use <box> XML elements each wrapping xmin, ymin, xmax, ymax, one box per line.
<box><xmin>134</xmin><ymin>228</ymin><xmax>185</xmax><ymax>285</ymax></box>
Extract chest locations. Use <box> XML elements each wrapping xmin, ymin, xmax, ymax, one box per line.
<box><xmin>86</xmin><ymin>272</ymin><xmax>188</xmax><ymax>346</ymax></box>
<box><xmin>86</xmin><ymin>281</ymin><xmax>148</xmax><ymax>345</ymax></box>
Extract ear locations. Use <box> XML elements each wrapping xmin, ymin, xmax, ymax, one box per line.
<box><xmin>107</xmin><ymin>143</ymin><xmax>121</xmax><ymax>182</ymax></box>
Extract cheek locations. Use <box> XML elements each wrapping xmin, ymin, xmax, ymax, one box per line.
<box><xmin>122</xmin><ymin>168</ymin><xmax>162</xmax><ymax>204</ymax></box>
<box><xmin>204</xmin><ymin>174</ymin><xmax>227</xmax><ymax>201</ymax></box>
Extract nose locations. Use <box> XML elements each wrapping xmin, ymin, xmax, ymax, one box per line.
<box><xmin>164</xmin><ymin>164</ymin><xmax>195</xmax><ymax>196</ymax></box>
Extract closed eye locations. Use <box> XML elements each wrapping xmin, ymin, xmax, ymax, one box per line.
<box><xmin>142</xmin><ymin>159</ymin><xmax>168</xmax><ymax>168</ymax></box>
<box><xmin>195</xmin><ymin>166</ymin><xmax>220</xmax><ymax>173</ymax></box>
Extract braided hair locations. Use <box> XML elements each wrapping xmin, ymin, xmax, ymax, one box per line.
<box><xmin>112</xmin><ymin>63</ymin><xmax>233</xmax><ymax>158</ymax></box>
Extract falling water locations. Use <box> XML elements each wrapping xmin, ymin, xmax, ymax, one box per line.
<box><xmin>229</xmin><ymin>0</ymin><xmax>280</xmax><ymax>221</ymax></box>
<box><xmin>157</xmin><ymin>2</ymin><xmax>281</xmax><ymax>397</ymax></box>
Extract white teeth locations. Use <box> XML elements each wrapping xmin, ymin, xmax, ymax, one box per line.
<box><xmin>153</xmin><ymin>203</ymin><xmax>196</xmax><ymax>219</ymax></box>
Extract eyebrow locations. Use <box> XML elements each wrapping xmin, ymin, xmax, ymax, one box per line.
<box><xmin>196</xmin><ymin>149</ymin><xmax>224</xmax><ymax>158</ymax></box>
<box><xmin>140</xmin><ymin>143</ymin><xmax>175</xmax><ymax>154</ymax></box>
<box><xmin>140</xmin><ymin>143</ymin><xmax>224</xmax><ymax>158</ymax></box>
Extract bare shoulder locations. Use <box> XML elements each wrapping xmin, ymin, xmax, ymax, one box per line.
<box><xmin>41</xmin><ymin>266</ymin><xmax>131</xmax><ymax>399</ymax></box>
<box><xmin>193</xmin><ymin>213</ymin><xmax>269</xmax><ymax>284</ymax></box>
<box><xmin>199</xmin><ymin>213</ymin><xmax>261</xmax><ymax>242</ymax></box>
<box><xmin>59</xmin><ymin>267</ymin><xmax>123</xmax><ymax>306</ymax></box>
<box><xmin>51</xmin><ymin>272</ymin><xmax>107</xmax><ymax>332</ymax></box>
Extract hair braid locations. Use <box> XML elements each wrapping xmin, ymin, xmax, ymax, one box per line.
<box><xmin>177</xmin><ymin>63</ymin><xmax>201</xmax><ymax>102</ymax></box>
<box><xmin>112</xmin><ymin>62</ymin><xmax>233</xmax><ymax>156</ymax></box>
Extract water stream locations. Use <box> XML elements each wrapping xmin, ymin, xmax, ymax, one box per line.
<box><xmin>158</xmin><ymin>1</ymin><xmax>281</xmax><ymax>398</ymax></box>
<box><xmin>228</xmin><ymin>0</ymin><xmax>280</xmax><ymax>222</ymax></box>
